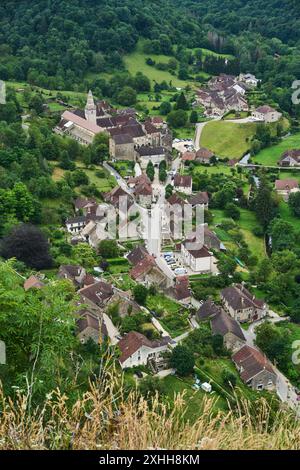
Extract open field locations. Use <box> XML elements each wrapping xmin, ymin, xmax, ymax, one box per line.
<box><xmin>252</xmin><ymin>131</ymin><xmax>300</xmax><ymax>166</ymax></box>
<box><xmin>7</xmin><ymin>80</ymin><xmax>86</xmax><ymax>107</ymax></box>
<box><xmin>278</xmin><ymin>201</ymin><xmax>300</xmax><ymax>232</ymax></box>
<box><xmin>123</xmin><ymin>40</ymin><xmax>209</xmax><ymax>89</ymax></box>
<box><xmin>188</xmin><ymin>47</ymin><xmax>235</xmax><ymax>60</ymax></box>
<box><xmin>201</xmin><ymin>121</ymin><xmax>257</xmax><ymax>158</ymax></box>
<box><xmin>162</xmin><ymin>375</ymin><xmax>228</xmax><ymax>421</ymax></box>
<box><xmin>211</xmin><ymin>208</ymin><xmax>265</xmax><ymax>258</ymax></box>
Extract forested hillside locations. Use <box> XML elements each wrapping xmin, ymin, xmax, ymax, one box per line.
<box><xmin>1</xmin><ymin>0</ymin><xmax>300</xmax><ymax>117</ymax></box>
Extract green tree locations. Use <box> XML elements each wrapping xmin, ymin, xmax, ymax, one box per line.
<box><xmin>133</xmin><ymin>285</ymin><xmax>148</xmax><ymax>305</ymax></box>
<box><xmin>29</xmin><ymin>94</ymin><xmax>44</xmax><ymax>115</ymax></box>
<box><xmin>224</xmin><ymin>203</ymin><xmax>240</xmax><ymax>220</ymax></box>
<box><xmin>175</xmin><ymin>92</ymin><xmax>189</xmax><ymax>111</ymax></box>
<box><xmin>190</xmin><ymin>110</ymin><xmax>198</xmax><ymax>123</ymax></box>
<box><xmin>288</xmin><ymin>192</ymin><xmax>300</xmax><ymax>217</ymax></box>
<box><xmin>98</xmin><ymin>240</ymin><xmax>120</xmax><ymax>259</ymax></box>
<box><xmin>269</xmin><ymin>219</ymin><xmax>296</xmax><ymax>252</ymax></box>
<box><xmin>170</xmin><ymin>345</ymin><xmax>195</xmax><ymax>376</ymax></box>
<box><xmin>159</xmin><ymin>101</ymin><xmax>172</xmax><ymax>115</ymax></box>
<box><xmin>255</xmin><ymin>322</ymin><xmax>289</xmax><ymax>371</ymax></box>
<box><xmin>117</xmin><ymin>86</ymin><xmax>137</xmax><ymax>106</ymax></box>
<box><xmin>254</xmin><ymin>177</ymin><xmax>277</xmax><ymax>232</ymax></box>
<box><xmin>167</xmin><ymin>109</ymin><xmax>188</xmax><ymax>128</ymax></box>
<box><xmin>0</xmin><ymin>224</ymin><xmax>52</xmax><ymax>269</ymax></box>
<box><xmin>146</xmin><ymin>161</ymin><xmax>155</xmax><ymax>182</ymax></box>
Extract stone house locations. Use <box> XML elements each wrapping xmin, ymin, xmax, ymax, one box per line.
<box><xmin>58</xmin><ymin>265</ymin><xmax>95</xmax><ymax>289</ymax></box>
<box><xmin>127</xmin><ymin>246</ymin><xmax>172</xmax><ymax>288</ymax></box>
<box><xmin>117</xmin><ymin>331</ymin><xmax>171</xmax><ymax>369</ymax></box>
<box><xmin>238</xmin><ymin>73</ymin><xmax>259</xmax><ymax>87</ymax></box>
<box><xmin>173</xmin><ymin>174</ymin><xmax>192</xmax><ymax>195</ymax></box>
<box><xmin>107</xmin><ymin>288</ymin><xmax>141</xmax><ymax>318</ymax></box>
<box><xmin>77</xmin><ymin>310</ymin><xmax>107</xmax><ymax>344</ymax></box>
<box><xmin>143</xmin><ymin>120</ymin><xmax>162</xmax><ymax>147</ymax></box>
<box><xmin>81</xmin><ymin>219</ymin><xmax>110</xmax><ymax>248</ymax></box>
<box><xmin>203</xmin><ymin>226</ymin><xmax>222</xmax><ymax>250</ymax></box>
<box><xmin>232</xmin><ymin>345</ymin><xmax>277</xmax><ymax>391</ymax></box>
<box><xmin>109</xmin><ymin>134</ymin><xmax>135</xmax><ymax>161</ymax></box>
<box><xmin>78</xmin><ymin>280</ymin><xmax>114</xmax><ymax>310</ymax></box>
<box><xmin>188</xmin><ymin>191</ymin><xmax>209</xmax><ymax>209</ymax></box>
<box><xmin>74</xmin><ymin>197</ymin><xmax>98</xmax><ymax>216</ymax></box>
<box><xmin>278</xmin><ymin>149</ymin><xmax>300</xmax><ymax>167</ymax></box>
<box><xmin>197</xmin><ymin>299</ymin><xmax>222</xmax><ymax>322</ymax></box>
<box><xmin>252</xmin><ymin>105</ymin><xmax>282</xmax><ymax>123</ymax></box>
<box><xmin>221</xmin><ymin>284</ymin><xmax>268</xmax><ymax>323</ymax></box>
<box><xmin>181</xmin><ymin>235</ymin><xmax>213</xmax><ymax>273</ymax></box>
<box><xmin>195</xmin><ymin>148</ymin><xmax>214</xmax><ymax>164</ymax></box>
<box><xmin>134</xmin><ymin>181</ymin><xmax>153</xmax><ymax>207</ymax></box>
<box><xmin>136</xmin><ymin>146</ymin><xmax>166</xmax><ymax>168</ymax></box>
<box><xmin>275</xmin><ymin>179</ymin><xmax>300</xmax><ymax>202</ymax></box>
<box><xmin>211</xmin><ymin>309</ymin><xmax>246</xmax><ymax>352</ymax></box>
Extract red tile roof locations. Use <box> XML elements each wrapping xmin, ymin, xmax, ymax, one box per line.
<box><xmin>232</xmin><ymin>345</ymin><xmax>275</xmax><ymax>383</ymax></box>
<box><xmin>275</xmin><ymin>179</ymin><xmax>299</xmax><ymax>191</ymax></box>
<box><xmin>24</xmin><ymin>275</ymin><xmax>44</xmax><ymax>291</ymax></box>
<box><xmin>118</xmin><ymin>331</ymin><xmax>171</xmax><ymax>364</ymax></box>
<box><xmin>174</xmin><ymin>174</ymin><xmax>192</xmax><ymax>188</ymax></box>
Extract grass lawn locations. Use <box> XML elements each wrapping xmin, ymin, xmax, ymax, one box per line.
<box><xmin>108</xmin><ymin>260</ymin><xmax>131</xmax><ymax>275</ymax></box>
<box><xmin>7</xmin><ymin>80</ymin><xmax>86</xmax><ymax>109</ymax></box>
<box><xmin>211</xmin><ymin>208</ymin><xmax>265</xmax><ymax>258</ymax></box>
<box><xmin>201</xmin><ymin>121</ymin><xmax>257</xmax><ymax>159</ymax></box>
<box><xmin>106</xmin><ymin>273</ymin><xmax>136</xmax><ymax>292</ymax></box>
<box><xmin>200</xmin><ymin>358</ymin><xmax>274</xmax><ymax>404</ymax></box>
<box><xmin>162</xmin><ymin>375</ymin><xmax>228</xmax><ymax>422</ymax></box>
<box><xmin>189</xmin><ymin>47</ymin><xmax>234</xmax><ymax>60</ymax></box>
<box><xmin>50</xmin><ymin>161</ymin><xmax>116</xmax><ymax>194</ymax></box>
<box><xmin>252</xmin><ymin>131</ymin><xmax>300</xmax><ymax>166</ymax></box>
<box><xmin>278</xmin><ymin>201</ymin><xmax>300</xmax><ymax>232</ymax></box>
<box><xmin>52</xmin><ymin>166</ymin><xmax>65</xmax><ymax>181</ymax></box>
<box><xmin>274</xmin><ymin>322</ymin><xmax>300</xmax><ymax>385</ymax></box>
<box><xmin>223</xmin><ymin>111</ymin><xmax>249</xmax><ymax>120</ymax></box>
<box><xmin>123</xmin><ymin>40</ymin><xmax>206</xmax><ymax>89</ymax></box>
<box><xmin>76</xmin><ymin>164</ymin><xmax>116</xmax><ymax>193</ymax></box>
<box><xmin>191</xmin><ymin>163</ymin><xmax>233</xmax><ymax>177</ymax></box>
<box><xmin>146</xmin><ymin>294</ymin><xmax>190</xmax><ymax>338</ymax></box>
<box><xmin>110</xmin><ymin>160</ymin><xmax>135</xmax><ymax>178</ymax></box>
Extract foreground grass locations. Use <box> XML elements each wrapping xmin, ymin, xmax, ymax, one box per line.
<box><xmin>0</xmin><ymin>371</ymin><xmax>299</xmax><ymax>450</ymax></box>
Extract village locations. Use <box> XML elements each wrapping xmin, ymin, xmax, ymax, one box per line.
<box><xmin>12</xmin><ymin>77</ymin><xmax>299</xmax><ymax>415</ymax></box>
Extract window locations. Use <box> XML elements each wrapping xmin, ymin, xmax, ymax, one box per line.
<box><xmin>257</xmin><ymin>384</ymin><xmax>263</xmax><ymax>391</ymax></box>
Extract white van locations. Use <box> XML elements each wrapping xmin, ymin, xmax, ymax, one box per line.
<box><xmin>174</xmin><ymin>268</ymin><xmax>187</xmax><ymax>276</ymax></box>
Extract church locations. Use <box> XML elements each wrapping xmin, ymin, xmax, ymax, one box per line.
<box><xmin>54</xmin><ymin>91</ymin><xmax>173</xmax><ymax>161</ymax></box>
<box><xmin>54</xmin><ymin>91</ymin><xmax>115</xmax><ymax>145</ymax></box>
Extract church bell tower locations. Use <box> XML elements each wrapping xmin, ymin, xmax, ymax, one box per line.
<box><xmin>85</xmin><ymin>90</ymin><xmax>97</xmax><ymax>125</ymax></box>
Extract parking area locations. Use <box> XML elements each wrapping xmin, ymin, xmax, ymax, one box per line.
<box><xmin>160</xmin><ymin>251</ymin><xmax>220</xmax><ymax>276</ymax></box>
<box><xmin>172</xmin><ymin>138</ymin><xmax>195</xmax><ymax>154</ymax></box>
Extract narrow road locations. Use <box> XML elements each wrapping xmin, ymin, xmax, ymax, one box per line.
<box><xmin>104</xmin><ymin>161</ymin><xmax>175</xmax><ymax>280</ymax></box>
<box><xmin>243</xmin><ymin>314</ymin><xmax>299</xmax><ymax>413</ymax></box>
<box><xmin>194</xmin><ymin>122</ymin><xmax>209</xmax><ymax>151</ymax></box>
